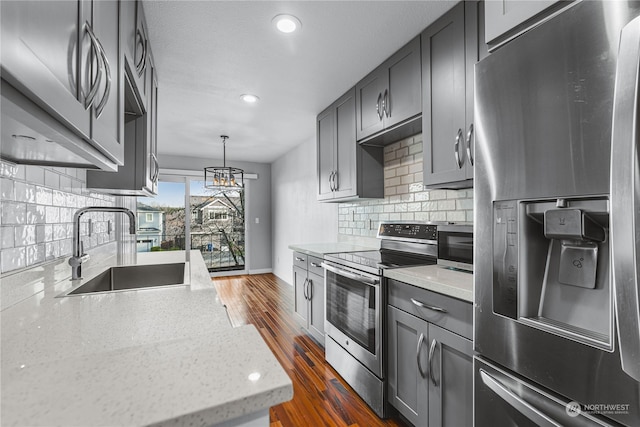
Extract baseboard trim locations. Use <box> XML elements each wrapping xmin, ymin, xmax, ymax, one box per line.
<box><xmin>209</xmin><ymin>268</ymin><xmax>273</xmax><ymax>278</ymax></box>
<box><xmin>248</xmin><ymin>268</ymin><xmax>273</xmax><ymax>275</ymax></box>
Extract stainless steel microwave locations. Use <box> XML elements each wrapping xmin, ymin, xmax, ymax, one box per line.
<box><xmin>437</xmin><ymin>224</ymin><xmax>473</xmax><ymax>272</ymax></box>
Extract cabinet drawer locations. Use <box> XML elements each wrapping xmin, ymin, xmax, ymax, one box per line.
<box><xmin>388</xmin><ymin>278</ymin><xmax>472</xmax><ymax>340</ymax></box>
<box><xmin>293</xmin><ymin>252</ymin><xmax>308</xmax><ymax>269</ymax></box>
<box><xmin>308</xmin><ymin>256</ymin><xmax>324</xmax><ymax>277</ymax></box>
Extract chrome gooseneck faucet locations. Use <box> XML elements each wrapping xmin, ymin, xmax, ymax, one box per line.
<box><xmin>69</xmin><ymin>207</ymin><xmax>136</xmax><ymax>280</ymax></box>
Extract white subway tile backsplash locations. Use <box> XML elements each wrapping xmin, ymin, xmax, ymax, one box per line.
<box><xmin>409</xmin><ymin>142</ymin><xmax>422</xmax><ymax>155</ymax></box>
<box><xmin>45</xmin><ymin>241</ymin><xmax>59</xmax><ymax>260</ymax></box>
<box><xmin>0</xmin><ymin>161</ymin><xmax>20</xmax><ymax>178</ymax></box>
<box><xmin>14</xmin><ymin>182</ymin><xmax>35</xmax><ymax>203</ymax></box>
<box><xmin>26</xmin><ymin>244</ymin><xmax>45</xmax><ymax>266</ymax></box>
<box><xmin>429</xmin><ymin>190</ymin><xmax>447</xmax><ymax>200</ymax></box>
<box><xmin>1</xmin><ymin>247</ymin><xmax>26</xmax><ymax>272</ymax></box>
<box><xmin>431</xmin><ymin>211</ymin><xmax>446</xmax><ymax>221</ymax></box>
<box><xmin>44</xmin><ymin>169</ymin><xmax>60</xmax><ymax>189</ymax></box>
<box><xmin>35</xmin><ymin>186</ymin><xmax>53</xmax><ymax>205</ymax></box>
<box><xmin>25</xmin><ymin>166</ymin><xmax>45</xmax><ymax>185</ymax></box>
<box><xmin>14</xmin><ymin>225</ymin><xmax>36</xmax><ymax>246</ymax></box>
<box><xmin>1</xmin><ymin>178</ymin><xmax>15</xmax><ymax>201</ymax></box>
<box><xmin>1</xmin><ymin>164</ymin><xmax>119</xmax><ymax>274</ymax></box>
<box><xmin>447</xmin><ymin>210</ymin><xmax>467</xmax><ymax>222</ymax></box>
<box><xmin>340</xmin><ymin>133</ymin><xmax>473</xmax><ymax>239</ymax></box>
<box><xmin>437</xmin><ymin>200</ymin><xmax>455</xmax><ymax>211</ymax></box>
<box><xmin>26</xmin><ymin>204</ymin><xmax>46</xmax><ymax>224</ymax></box>
<box><xmin>2</xmin><ymin>202</ymin><xmax>26</xmax><ymax>225</ymax></box>
<box><xmin>53</xmin><ymin>224</ymin><xmax>67</xmax><ymax>240</ymax></box>
<box><xmin>45</xmin><ymin>206</ymin><xmax>60</xmax><ymax>223</ymax></box>
<box><xmin>1</xmin><ymin>227</ymin><xmax>15</xmax><ymax>249</ymax></box>
<box><xmin>52</xmin><ymin>190</ymin><xmax>65</xmax><ymax>206</ymax></box>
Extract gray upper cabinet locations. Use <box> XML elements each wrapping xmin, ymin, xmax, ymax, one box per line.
<box><xmin>87</xmin><ymin>0</ymin><xmax>123</xmax><ymax>164</ymax></box>
<box><xmin>121</xmin><ymin>0</ymin><xmax>149</xmax><ymax>110</ymax></box>
<box><xmin>387</xmin><ymin>279</ymin><xmax>473</xmax><ymax>427</ymax></box>
<box><xmin>317</xmin><ymin>88</ymin><xmax>384</xmax><ymax>202</ymax></box>
<box><xmin>356</xmin><ymin>36</ymin><xmax>422</xmax><ymax>143</ymax></box>
<box><xmin>317</xmin><ymin>107</ymin><xmax>335</xmax><ymax>200</ymax></box>
<box><xmin>0</xmin><ymin>0</ymin><xmax>123</xmax><ymax>169</ymax></box>
<box><xmin>485</xmin><ymin>0</ymin><xmax>561</xmax><ymax>49</ymax></box>
<box><xmin>87</xmin><ymin>48</ymin><xmax>159</xmax><ymax>196</ymax></box>
<box><xmin>422</xmin><ymin>1</ymin><xmax>487</xmax><ymax>189</ymax></box>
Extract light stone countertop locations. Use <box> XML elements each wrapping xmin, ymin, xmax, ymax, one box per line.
<box><xmin>288</xmin><ymin>242</ymin><xmax>377</xmax><ymax>259</ymax></box>
<box><xmin>1</xmin><ymin>250</ymin><xmax>293</xmax><ymax>427</ymax></box>
<box><xmin>384</xmin><ymin>264</ymin><xmax>474</xmax><ymax>303</ymax></box>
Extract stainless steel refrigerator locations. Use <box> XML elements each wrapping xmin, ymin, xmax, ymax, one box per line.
<box><xmin>474</xmin><ymin>1</ymin><xmax>640</xmax><ymax>426</ymax></box>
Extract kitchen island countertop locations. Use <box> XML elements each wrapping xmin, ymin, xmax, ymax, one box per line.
<box><xmin>1</xmin><ymin>250</ymin><xmax>292</xmax><ymax>426</ymax></box>
<box><xmin>384</xmin><ymin>264</ymin><xmax>473</xmax><ymax>303</ymax></box>
<box><xmin>288</xmin><ymin>242</ymin><xmax>377</xmax><ymax>258</ymax></box>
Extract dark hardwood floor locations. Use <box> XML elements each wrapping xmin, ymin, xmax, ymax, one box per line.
<box><xmin>212</xmin><ymin>273</ymin><xmax>408</xmax><ymax>427</ymax></box>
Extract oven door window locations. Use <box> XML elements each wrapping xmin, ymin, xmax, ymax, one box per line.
<box><xmin>326</xmin><ymin>271</ymin><xmax>376</xmax><ymax>354</ymax></box>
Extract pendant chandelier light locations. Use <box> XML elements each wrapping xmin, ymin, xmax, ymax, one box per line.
<box><xmin>204</xmin><ymin>135</ymin><xmax>244</xmax><ymax>190</ymax></box>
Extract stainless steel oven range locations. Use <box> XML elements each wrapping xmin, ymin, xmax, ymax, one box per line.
<box><xmin>322</xmin><ymin>222</ymin><xmax>438</xmax><ymax>418</ymax></box>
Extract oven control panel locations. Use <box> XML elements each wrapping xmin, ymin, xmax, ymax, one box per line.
<box><xmin>377</xmin><ymin>223</ymin><xmax>437</xmax><ymax>241</ymax></box>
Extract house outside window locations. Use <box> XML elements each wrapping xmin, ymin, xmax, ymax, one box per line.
<box><xmin>146</xmin><ymin>213</ymin><xmax>153</xmax><ymax>222</ymax></box>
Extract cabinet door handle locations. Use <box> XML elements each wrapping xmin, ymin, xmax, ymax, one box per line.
<box><xmin>135</xmin><ymin>28</ymin><xmax>147</xmax><ymax>77</ymax></box>
<box><xmin>333</xmin><ymin>170</ymin><xmax>339</xmax><ymax>191</ymax></box>
<box><xmin>309</xmin><ymin>262</ymin><xmax>321</xmax><ymax>268</ymax></box>
<box><xmin>376</xmin><ymin>92</ymin><xmax>383</xmax><ymax>120</ymax></box>
<box><xmin>302</xmin><ymin>278</ymin><xmax>309</xmax><ymax>300</ymax></box>
<box><xmin>454</xmin><ymin>128</ymin><xmax>464</xmax><ymax>169</ymax></box>
<box><xmin>411</xmin><ymin>298</ymin><xmax>447</xmax><ymax>313</ymax></box>
<box><xmin>295</xmin><ymin>256</ymin><xmax>305</xmax><ymax>262</ymax></box>
<box><xmin>428</xmin><ymin>338</ymin><xmax>439</xmax><ymax>386</ymax></box>
<box><xmin>417</xmin><ymin>332</ymin><xmax>428</xmax><ymax>377</ymax></box>
<box><xmin>328</xmin><ymin>171</ymin><xmax>334</xmax><ymax>191</ymax></box>
<box><xmin>83</xmin><ymin>22</ymin><xmax>103</xmax><ymax>110</ymax></box>
<box><xmin>466</xmin><ymin>123</ymin><xmax>474</xmax><ymax>166</ymax></box>
<box><xmin>307</xmin><ymin>279</ymin><xmax>313</xmax><ymax>300</ymax></box>
<box><xmin>383</xmin><ymin>89</ymin><xmax>389</xmax><ymax>117</ymax></box>
<box><xmin>93</xmin><ymin>33</ymin><xmax>112</xmax><ymax>119</ymax></box>
<box><xmin>151</xmin><ymin>152</ymin><xmax>159</xmax><ymax>183</ymax></box>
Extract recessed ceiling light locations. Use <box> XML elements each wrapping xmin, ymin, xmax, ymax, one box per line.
<box><xmin>240</xmin><ymin>94</ymin><xmax>259</xmax><ymax>104</ymax></box>
<box><xmin>272</xmin><ymin>14</ymin><xmax>301</xmax><ymax>34</ymax></box>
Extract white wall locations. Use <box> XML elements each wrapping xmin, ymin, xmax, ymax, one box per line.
<box><xmin>271</xmin><ymin>136</ymin><xmax>338</xmax><ymax>284</ymax></box>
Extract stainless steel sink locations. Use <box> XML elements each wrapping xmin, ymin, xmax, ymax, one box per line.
<box><xmin>62</xmin><ymin>263</ymin><xmax>187</xmax><ymax>296</ymax></box>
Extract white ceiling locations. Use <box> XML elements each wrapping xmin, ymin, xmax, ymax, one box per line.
<box><xmin>144</xmin><ymin>0</ymin><xmax>457</xmax><ymax>164</ymax></box>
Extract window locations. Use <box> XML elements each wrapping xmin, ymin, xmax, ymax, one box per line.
<box><xmin>209</xmin><ymin>211</ymin><xmax>228</xmax><ymax>220</ymax></box>
<box><xmin>146</xmin><ymin>213</ymin><xmax>153</xmax><ymax>222</ymax></box>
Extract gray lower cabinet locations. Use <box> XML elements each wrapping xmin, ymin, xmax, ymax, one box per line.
<box><xmin>292</xmin><ymin>252</ymin><xmax>325</xmax><ymax>345</ymax></box>
<box><xmin>422</xmin><ymin>1</ymin><xmax>487</xmax><ymax>190</ymax></box>
<box><xmin>387</xmin><ymin>280</ymin><xmax>473</xmax><ymax>427</ymax></box>
<box><xmin>317</xmin><ymin>88</ymin><xmax>384</xmax><ymax>202</ymax></box>
<box><xmin>1</xmin><ymin>0</ymin><xmax>123</xmax><ymax>169</ymax></box>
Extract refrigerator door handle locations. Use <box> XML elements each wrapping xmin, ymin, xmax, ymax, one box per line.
<box><xmin>610</xmin><ymin>14</ymin><xmax>640</xmax><ymax>382</ymax></box>
<box><xmin>479</xmin><ymin>370</ymin><xmax>563</xmax><ymax>427</ymax></box>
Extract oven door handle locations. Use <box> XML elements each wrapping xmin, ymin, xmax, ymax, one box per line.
<box><xmin>321</xmin><ymin>262</ymin><xmax>380</xmax><ymax>285</ymax></box>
